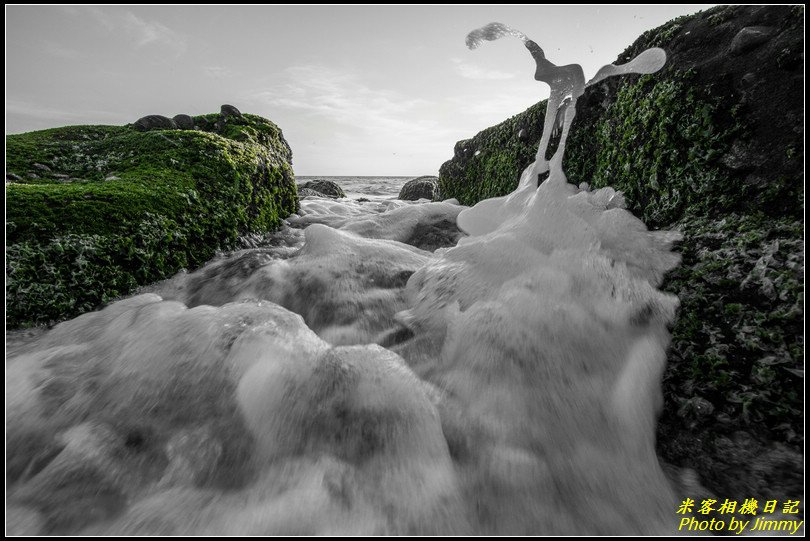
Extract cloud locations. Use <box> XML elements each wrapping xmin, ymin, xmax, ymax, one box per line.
<box><xmin>450</xmin><ymin>58</ymin><xmax>516</xmax><ymax>80</ymax></box>
<box><xmin>243</xmin><ymin>65</ymin><xmax>446</xmax><ymax>137</ymax></box>
<box><xmin>41</xmin><ymin>40</ymin><xmax>87</xmax><ymax>61</ymax></box>
<box><xmin>240</xmin><ymin>65</ymin><xmax>466</xmax><ymax>174</ymax></box>
<box><xmin>202</xmin><ymin>66</ymin><xmax>234</xmax><ymax>79</ymax></box>
<box><xmin>83</xmin><ymin>7</ymin><xmax>187</xmax><ymax>57</ymax></box>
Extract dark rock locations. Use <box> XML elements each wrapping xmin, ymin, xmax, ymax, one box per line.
<box><xmin>7</xmin><ymin>173</ymin><xmax>21</xmax><ymax>181</ymax></box>
<box><xmin>729</xmin><ymin>26</ymin><xmax>775</xmax><ymax>55</ymax></box>
<box><xmin>26</xmin><ymin>173</ymin><xmax>39</xmax><ymax>179</ymax></box>
<box><xmin>53</xmin><ymin>174</ymin><xmax>70</xmax><ymax>180</ymax></box>
<box><xmin>739</xmin><ymin>72</ymin><xmax>758</xmax><ymax>89</ymax></box>
<box><xmin>220</xmin><ymin>104</ymin><xmax>242</xmax><ymax>117</ymax></box>
<box><xmin>133</xmin><ymin>115</ymin><xmax>177</xmax><ymax>131</ymax></box>
<box><xmin>33</xmin><ymin>163</ymin><xmax>51</xmax><ymax>172</ymax></box>
<box><xmin>172</xmin><ymin>114</ymin><xmax>195</xmax><ymax>130</ymax></box>
<box><xmin>453</xmin><ymin>140</ymin><xmax>471</xmax><ymax>159</ymax></box>
<box><xmin>299</xmin><ymin>179</ymin><xmax>346</xmax><ymax>199</ymax></box>
<box><xmin>398</xmin><ymin>176</ymin><xmax>439</xmax><ymax>201</ymax></box>
<box><xmin>298</xmin><ymin>187</ymin><xmax>324</xmax><ymax>198</ymax></box>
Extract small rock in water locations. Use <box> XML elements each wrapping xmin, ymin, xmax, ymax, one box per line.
<box><xmin>133</xmin><ymin>115</ymin><xmax>178</xmax><ymax>131</ymax></box>
<box><xmin>172</xmin><ymin>114</ymin><xmax>195</xmax><ymax>130</ymax></box>
<box><xmin>398</xmin><ymin>176</ymin><xmax>439</xmax><ymax>201</ymax></box>
<box><xmin>298</xmin><ymin>187</ymin><xmax>324</xmax><ymax>198</ymax></box>
<box><xmin>299</xmin><ymin>179</ymin><xmax>346</xmax><ymax>199</ymax></box>
<box><xmin>220</xmin><ymin>104</ymin><xmax>242</xmax><ymax>117</ymax></box>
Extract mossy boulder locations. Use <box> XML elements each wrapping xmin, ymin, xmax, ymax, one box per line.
<box><xmin>298</xmin><ymin>179</ymin><xmax>346</xmax><ymax>199</ymax></box>
<box><xmin>398</xmin><ymin>176</ymin><xmax>439</xmax><ymax>201</ymax></box>
<box><xmin>438</xmin><ymin>5</ymin><xmax>803</xmax><ymax>502</ymax></box>
<box><xmin>6</xmin><ymin>112</ymin><xmax>298</xmax><ymax>328</ymax></box>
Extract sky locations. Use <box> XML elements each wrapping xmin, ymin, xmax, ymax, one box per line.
<box><xmin>6</xmin><ymin>5</ymin><xmax>714</xmax><ymax>176</ymax></box>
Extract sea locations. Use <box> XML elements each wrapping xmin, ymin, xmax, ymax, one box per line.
<box><xmin>296</xmin><ymin>175</ymin><xmax>413</xmax><ymax>200</ymax></box>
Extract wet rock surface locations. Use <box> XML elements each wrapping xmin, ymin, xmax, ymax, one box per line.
<box><xmin>398</xmin><ymin>176</ymin><xmax>439</xmax><ymax>201</ymax></box>
<box><xmin>299</xmin><ymin>179</ymin><xmax>346</xmax><ymax>199</ymax></box>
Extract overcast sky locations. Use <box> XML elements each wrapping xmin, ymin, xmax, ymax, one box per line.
<box><xmin>6</xmin><ymin>5</ymin><xmax>713</xmax><ymax>176</ymax></box>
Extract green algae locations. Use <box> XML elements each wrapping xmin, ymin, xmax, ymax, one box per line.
<box><xmin>6</xmin><ymin>113</ymin><xmax>298</xmax><ymax>328</ymax></box>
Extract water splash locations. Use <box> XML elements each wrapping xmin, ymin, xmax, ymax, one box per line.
<box><xmin>457</xmin><ymin>22</ymin><xmax>666</xmax><ymax>237</ymax></box>
<box><xmin>393</xmin><ymin>22</ymin><xmax>681</xmax><ymax>533</ymax></box>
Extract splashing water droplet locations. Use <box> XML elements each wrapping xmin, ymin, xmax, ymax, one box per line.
<box><xmin>465</xmin><ymin>22</ymin><xmax>530</xmax><ymax>49</ymax></box>
<box><xmin>457</xmin><ymin>22</ymin><xmax>666</xmax><ymax>237</ymax></box>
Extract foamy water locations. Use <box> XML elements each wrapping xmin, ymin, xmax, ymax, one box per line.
<box><xmin>6</xmin><ymin>168</ymin><xmax>682</xmax><ymax>534</ymax></box>
<box><xmin>6</xmin><ymin>27</ymin><xmax>687</xmax><ymax>535</ymax></box>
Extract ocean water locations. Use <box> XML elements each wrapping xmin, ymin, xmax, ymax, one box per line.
<box><xmin>297</xmin><ymin>176</ymin><xmax>413</xmax><ymax>200</ymax></box>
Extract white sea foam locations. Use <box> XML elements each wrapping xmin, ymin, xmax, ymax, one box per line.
<box><xmin>6</xmin><ymin>166</ymin><xmax>682</xmax><ymax>534</ymax></box>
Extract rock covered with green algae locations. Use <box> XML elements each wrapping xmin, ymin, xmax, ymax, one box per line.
<box><xmin>6</xmin><ymin>111</ymin><xmax>298</xmax><ymax>328</ymax></box>
<box><xmin>438</xmin><ymin>5</ymin><xmax>803</xmax><ymax>506</ymax></box>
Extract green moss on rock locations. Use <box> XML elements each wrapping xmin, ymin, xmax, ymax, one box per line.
<box><xmin>438</xmin><ymin>101</ymin><xmax>546</xmax><ymax>205</ymax></box>
<box><xmin>6</xmin><ymin>113</ymin><xmax>298</xmax><ymax>328</ymax></box>
<box><xmin>567</xmin><ymin>69</ymin><xmax>744</xmax><ymax>228</ymax></box>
